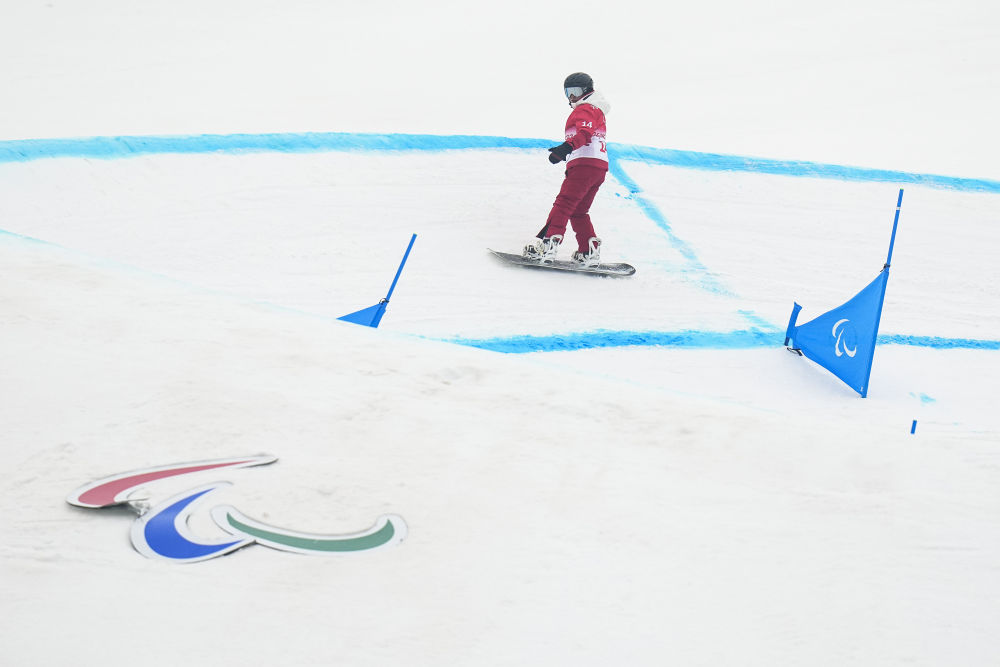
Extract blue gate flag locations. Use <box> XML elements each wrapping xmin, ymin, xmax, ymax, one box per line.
<box><xmin>785</xmin><ymin>270</ymin><xmax>889</xmax><ymax>397</ymax></box>
<box><xmin>338</xmin><ymin>233</ymin><xmax>417</xmax><ymax>329</ymax></box>
<box><xmin>784</xmin><ymin>189</ymin><xmax>903</xmax><ymax>397</ymax></box>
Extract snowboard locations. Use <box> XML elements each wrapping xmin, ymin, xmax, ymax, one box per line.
<box><xmin>488</xmin><ymin>249</ymin><xmax>636</xmax><ymax>277</ymax></box>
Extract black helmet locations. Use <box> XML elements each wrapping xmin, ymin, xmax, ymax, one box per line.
<box><xmin>563</xmin><ymin>72</ymin><xmax>594</xmax><ymax>101</ymax></box>
<box><xmin>563</xmin><ymin>72</ymin><xmax>594</xmax><ymax>94</ymax></box>
<box><xmin>564</xmin><ymin>72</ymin><xmax>594</xmax><ymax>92</ymax></box>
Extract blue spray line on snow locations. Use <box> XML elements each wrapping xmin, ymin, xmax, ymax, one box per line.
<box><xmin>444</xmin><ymin>330</ymin><xmax>1000</xmax><ymax>354</ymax></box>
<box><xmin>445</xmin><ymin>329</ymin><xmax>779</xmax><ymax>353</ymax></box>
<box><xmin>0</xmin><ymin>133</ymin><xmax>548</xmax><ymax>163</ymax></box>
<box><xmin>607</xmin><ymin>155</ymin><xmax>733</xmax><ymax>296</ymax></box>
<box><xmin>2</xmin><ymin>131</ymin><xmax>1000</xmax><ymax>194</ymax></box>
<box><xmin>611</xmin><ymin>143</ymin><xmax>1000</xmax><ymax>193</ymax></box>
<box><xmin>877</xmin><ymin>334</ymin><xmax>1000</xmax><ymax>350</ymax></box>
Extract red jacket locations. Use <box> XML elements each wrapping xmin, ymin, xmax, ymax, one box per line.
<box><xmin>564</xmin><ymin>91</ymin><xmax>610</xmax><ymax>170</ymax></box>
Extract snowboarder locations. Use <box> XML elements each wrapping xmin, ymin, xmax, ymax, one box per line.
<box><xmin>523</xmin><ymin>72</ymin><xmax>611</xmax><ymax>267</ymax></box>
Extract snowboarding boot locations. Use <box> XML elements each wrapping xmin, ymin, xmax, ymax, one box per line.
<box><xmin>571</xmin><ymin>237</ymin><xmax>602</xmax><ymax>267</ymax></box>
<box><xmin>522</xmin><ymin>234</ymin><xmax>563</xmax><ymax>263</ymax></box>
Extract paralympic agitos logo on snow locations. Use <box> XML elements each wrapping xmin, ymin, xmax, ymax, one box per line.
<box><xmin>66</xmin><ymin>455</ymin><xmax>407</xmax><ymax>563</ymax></box>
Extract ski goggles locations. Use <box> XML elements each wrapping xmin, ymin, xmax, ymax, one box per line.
<box><xmin>564</xmin><ymin>86</ymin><xmax>585</xmax><ymax>100</ymax></box>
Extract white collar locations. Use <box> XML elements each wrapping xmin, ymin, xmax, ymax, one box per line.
<box><xmin>571</xmin><ymin>90</ymin><xmax>611</xmax><ymax>116</ymax></box>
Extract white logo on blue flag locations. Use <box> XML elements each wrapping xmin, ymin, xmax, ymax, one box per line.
<box><xmin>832</xmin><ymin>319</ymin><xmax>858</xmax><ymax>358</ymax></box>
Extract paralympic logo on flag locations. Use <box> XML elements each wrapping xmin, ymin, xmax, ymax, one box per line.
<box><xmin>832</xmin><ymin>319</ymin><xmax>858</xmax><ymax>358</ymax></box>
<box><xmin>67</xmin><ymin>455</ymin><xmax>407</xmax><ymax>563</ymax></box>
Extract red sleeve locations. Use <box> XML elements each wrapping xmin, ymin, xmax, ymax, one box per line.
<box><xmin>566</xmin><ymin>105</ymin><xmax>603</xmax><ymax>149</ymax></box>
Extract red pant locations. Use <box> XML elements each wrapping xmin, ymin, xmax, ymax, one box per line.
<box><xmin>538</xmin><ymin>164</ymin><xmax>607</xmax><ymax>252</ymax></box>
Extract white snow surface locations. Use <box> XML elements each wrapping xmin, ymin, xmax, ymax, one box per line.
<box><xmin>2</xmin><ymin>2</ymin><xmax>1000</xmax><ymax>666</ymax></box>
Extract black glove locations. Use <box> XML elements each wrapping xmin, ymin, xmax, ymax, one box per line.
<box><xmin>548</xmin><ymin>142</ymin><xmax>573</xmax><ymax>164</ymax></box>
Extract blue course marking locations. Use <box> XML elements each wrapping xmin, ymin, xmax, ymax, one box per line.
<box><xmin>607</xmin><ymin>156</ymin><xmax>733</xmax><ymax>296</ymax></box>
<box><xmin>879</xmin><ymin>334</ymin><xmax>1000</xmax><ymax>350</ymax></box>
<box><xmin>611</xmin><ymin>143</ymin><xmax>1000</xmax><ymax>194</ymax></box>
<box><xmin>737</xmin><ymin>309</ymin><xmax>779</xmax><ymax>331</ymax></box>
<box><xmin>0</xmin><ymin>227</ymin><xmax>51</xmax><ymax>244</ymax></box>
<box><xmin>910</xmin><ymin>392</ymin><xmax>937</xmax><ymax>404</ymax></box>
<box><xmin>0</xmin><ymin>132</ymin><xmax>547</xmax><ymax>163</ymax></box>
<box><xmin>444</xmin><ymin>330</ymin><xmax>1000</xmax><ymax>353</ymax></box>
<box><xmin>443</xmin><ymin>329</ymin><xmax>778</xmax><ymax>353</ymax></box>
<box><xmin>607</xmin><ymin>157</ymin><xmax>697</xmax><ymax>262</ymax></box>
<box><xmin>2</xmin><ymin>131</ymin><xmax>999</xmax><ymax>194</ymax></box>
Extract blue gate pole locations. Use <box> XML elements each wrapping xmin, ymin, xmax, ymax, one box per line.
<box><xmin>367</xmin><ymin>233</ymin><xmax>417</xmax><ymax>328</ymax></box>
<box><xmin>338</xmin><ymin>233</ymin><xmax>417</xmax><ymax>328</ymax></box>
<box><xmin>884</xmin><ymin>189</ymin><xmax>904</xmax><ymax>269</ymax></box>
<box><xmin>860</xmin><ymin>189</ymin><xmax>903</xmax><ymax>397</ymax></box>
<box><xmin>385</xmin><ymin>233</ymin><xmax>417</xmax><ymax>303</ymax></box>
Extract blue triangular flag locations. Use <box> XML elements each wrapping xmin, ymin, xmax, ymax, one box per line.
<box><xmin>337</xmin><ymin>301</ymin><xmax>387</xmax><ymax>328</ymax></box>
<box><xmin>786</xmin><ymin>270</ymin><xmax>889</xmax><ymax>397</ymax></box>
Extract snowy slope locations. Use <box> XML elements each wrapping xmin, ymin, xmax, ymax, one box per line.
<box><xmin>3</xmin><ymin>2</ymin><xmax>1000</xmax><ymax>666</ymax></box>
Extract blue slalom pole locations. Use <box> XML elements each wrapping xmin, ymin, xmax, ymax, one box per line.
<box><xmin>338</xmin><ymin>233</ymin><xmax>417</xmax><ymax>328</ymax></box>
<box><xmin>385</xmin><ymin>233</ymin><xmax>417</xmax><ymax>303</ymax></box>
<box><xmin>859</xmin><ymin>189</ymin><xmax>903</xmax><ymax>397</ymax></box>
<box><xmin>884</xmin><ymin>189</ymin><xmax>904</xmax><ymax>269</ymax></box>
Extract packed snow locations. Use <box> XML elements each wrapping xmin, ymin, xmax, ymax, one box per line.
<box><xmin>2</xmin><ymin>2</ymin><xmax>999</xmax><ymax>665</ymax></box>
